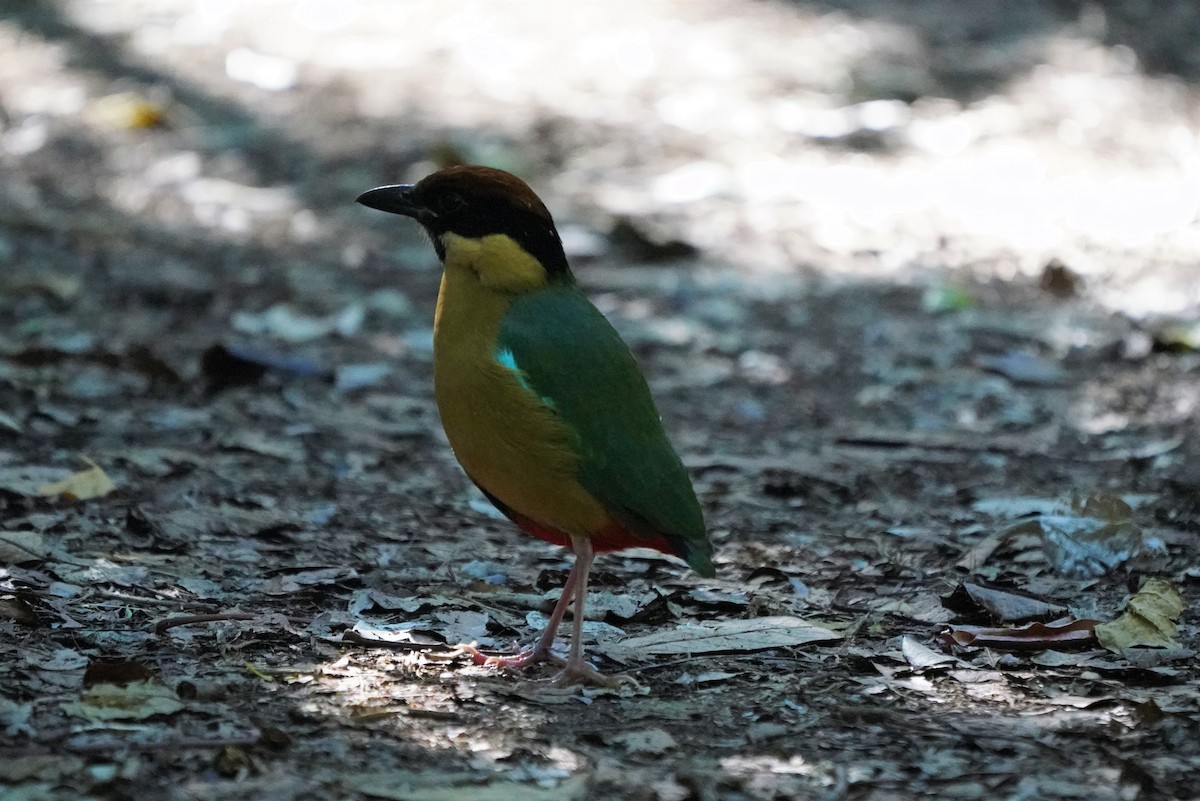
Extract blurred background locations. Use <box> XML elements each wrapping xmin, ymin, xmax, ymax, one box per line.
<box><xmin>3</xmin><ymin>3</ymin><xmax>1200</xmax><ymax>798</ymax></box>
<box><xmin>2</xmin><ymin>0</ymin><xmax>1198</xmax><ymax>320</ymax></box>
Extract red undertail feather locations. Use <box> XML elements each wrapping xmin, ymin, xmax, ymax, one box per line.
<box><xmin>516</xmin><ymin>518</ymin><xmax>676</xmax><ymax>558</ymax></box>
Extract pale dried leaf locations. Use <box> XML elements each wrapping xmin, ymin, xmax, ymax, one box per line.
<box><xmin>602</xmin><ymin>616</ymin><xmax>841</xmax><ymax>659</ymax></box>
<box><xmin>901</xmin><ymin>636</ymin><xmax>958</xmax><ymax>669</ymax></box>
<box><xmin>0</xmin><ymin>698</ymin><xmax>35</xmax><ymax>737</ymax></box>
<box><xmin>260</xmin><ymin>566</ymin><xmax>357</xmax><ymax>594</ymax></box>
<box><xmin>433</xmin><ymin>610</ymin><xmax>490</xmax><ymax>644</ymax></box>
<box><xmin>27</xmin><ymin>648</ymin><xmax>89</xmax><ymax>671</ymax></box>
<box><xmin>1025</xmin><ymin>492</ymin><xmax>1164</xmax><ymax>576</ymax></box>
<box><xmin>944</xmin><ymin>582</ymin><xmax>1066</xmax><ymax>623</ymax></box>
<box><xmin>0</xmin><ymin>530</ymin><xmax>47</xmax><ymax>564</ymax></box>
<box><xmin>36</xmin><ymin>457</ymin><xmax>115</xmax><ymax>501</ymax></box>
<box><xmin>61</xmin><ymin>680</ymin><xmax>184</xmax><ymax>722</ymax></box>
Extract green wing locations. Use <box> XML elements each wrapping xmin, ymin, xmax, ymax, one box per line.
<box><xmin>497</xmin><ymin>285</ymin><xmax>714</xmax><ymax>577</ymax></box>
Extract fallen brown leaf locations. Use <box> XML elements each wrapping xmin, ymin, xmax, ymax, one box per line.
<box><xmin>941</xmin><ymin>618</ymin><xmax>1099</xmax><ymax>651</ymax></box>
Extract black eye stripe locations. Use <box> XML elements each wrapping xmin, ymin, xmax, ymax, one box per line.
<box><xmin>440</xmin><ymin>193</ymin><xmax>466</xmax><ymax>214</ymax></box>
<box><xmin>432</xmin><ymin>201</ymin><xmax>568</xmax><ymax>277</ymax></box>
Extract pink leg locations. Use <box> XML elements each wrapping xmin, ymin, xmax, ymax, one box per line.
<box><xmin>548</xmin><ymin>537</ymin><xmax>634</xmax><ymax>688</ymax></box>
<box><xmin>459</xmin><ymin>537</ymin><xmax>634</xmax><ymax>686</ymax></box>
<box><xmin>461</xmin><ymin>555</ymin><xmax>579</xmax><ymax>669</ymax></box>
<box><xmin>564</xmin><ymin>535</ymin><xmax>593</xmax><ymax>669</ymax></box>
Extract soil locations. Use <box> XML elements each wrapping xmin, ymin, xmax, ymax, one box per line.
<box><xmin>1</xmin><ymin>1</ymin><xmax>1198</xmax><ymax>800</ymax></box>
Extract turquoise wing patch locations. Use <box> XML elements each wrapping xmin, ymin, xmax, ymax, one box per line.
<box><xmin>494</xmin><ymin>346</ymin><xmax>549</xmax><ymax>404</ymax></box>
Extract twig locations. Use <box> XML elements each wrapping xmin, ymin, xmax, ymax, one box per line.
<box><xmin>96</xmin><ymin>588</ymin><xmax>218</xmax><ymax>610</ymax></box>
<box><xmin>834</xmin><ymin>427</ymin><xmax>1057</xmax><ymax>456</ymax></box>
<box><xmin>155</xmin><ymin>612</ymin><xmax>255</xmax><ymax>633</ymax></box>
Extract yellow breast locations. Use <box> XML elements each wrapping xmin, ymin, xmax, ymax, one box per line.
<box><xmin>432</xmin><ymin>233</ymin><xmax>609</xmax><ymax>538</ymax></box>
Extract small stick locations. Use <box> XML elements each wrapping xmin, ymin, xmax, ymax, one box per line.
<box><xmin>155</xmin><ymin>612</ymin><xmax>255</xmax><ymax>634</ymax></box>
<box><xmin>96</xmin><ymin>588</ymin><xmax>218</xmax><ymax>610</ymax></box>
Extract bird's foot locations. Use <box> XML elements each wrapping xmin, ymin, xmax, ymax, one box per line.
<box><xmin>456</xmin><ymin>644</ymin><xmax>639</xmax><ymax>689</ymax></box>
<box><xmin>456</xmin><ymin>642</ymin><xmax>565</xmax><ymax>670</ymax></box>
<box><xmin>549</xmin><ymin>660</ymin><xmax>642</xmax><ymax>690</ymax></box>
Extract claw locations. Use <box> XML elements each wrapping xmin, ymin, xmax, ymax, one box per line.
<box><xmin>549</xmin><ymin>663</ymin><xmax>641</xmax><ymax>690</ymax></box>
<box><xmin>457</xmin><ymin>642</ymin><xmax>564</xmax><ymax>670</ymax></box>
<box><xmin>451</xmin><ymin>538</ymin><xmax>634</xmax><ymax>689</ymax></box>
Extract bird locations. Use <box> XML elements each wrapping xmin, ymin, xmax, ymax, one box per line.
<box><xmin>356</xmin><ymin>166</ymin><xmax>714</xmax><ymax>686</ymax></box>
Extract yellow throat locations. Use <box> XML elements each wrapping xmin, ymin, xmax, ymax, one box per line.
<box><xmin>431</xmin><ymin>232</ymin><xmax>609</xmax><ymax>538</ymax></box>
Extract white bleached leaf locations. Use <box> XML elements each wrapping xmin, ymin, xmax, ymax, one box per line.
<box><xmin>601</xmin><ymin>616</ymin><xmax>840</xmax><ymax>659</ymax></box>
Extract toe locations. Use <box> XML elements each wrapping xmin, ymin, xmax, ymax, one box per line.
<box><xmin>550</xmin><ymin>663</ymin><xmax>641</xmax><ymax>689</ymax></box>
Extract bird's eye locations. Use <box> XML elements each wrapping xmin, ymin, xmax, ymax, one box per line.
<box><xmin>439</xmin><ymin>193</ymin><xmax>466</xmax><ymax>215</ymax></box>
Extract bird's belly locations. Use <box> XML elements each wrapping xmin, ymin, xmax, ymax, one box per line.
<box><xmin>434</xmin><ymin>359</ymin><xmax>609</xmax><ymax>539</ymax></box>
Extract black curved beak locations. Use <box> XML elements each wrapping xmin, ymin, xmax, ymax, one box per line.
<box><xmin>355</xmin><ymin>184</ymin><xmax>436</xmax><ymax>224</ymax></box>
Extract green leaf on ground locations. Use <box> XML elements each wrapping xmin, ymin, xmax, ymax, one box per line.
<box><xmin>1095</xmin><ymin>578</ymin><xmax>1186</xmax><ymax>653</ymax></box>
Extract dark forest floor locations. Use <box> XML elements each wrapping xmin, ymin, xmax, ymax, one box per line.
<box><xmin>1</xmin><ymin>1</ymin><xmax>1198</xmax><ymax>799</ymax></box>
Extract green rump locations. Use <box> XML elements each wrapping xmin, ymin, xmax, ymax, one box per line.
<box><xmin>496</xmin><ymin>285</ymin><xmax>715</xmax><ymax>578</ymax></box>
